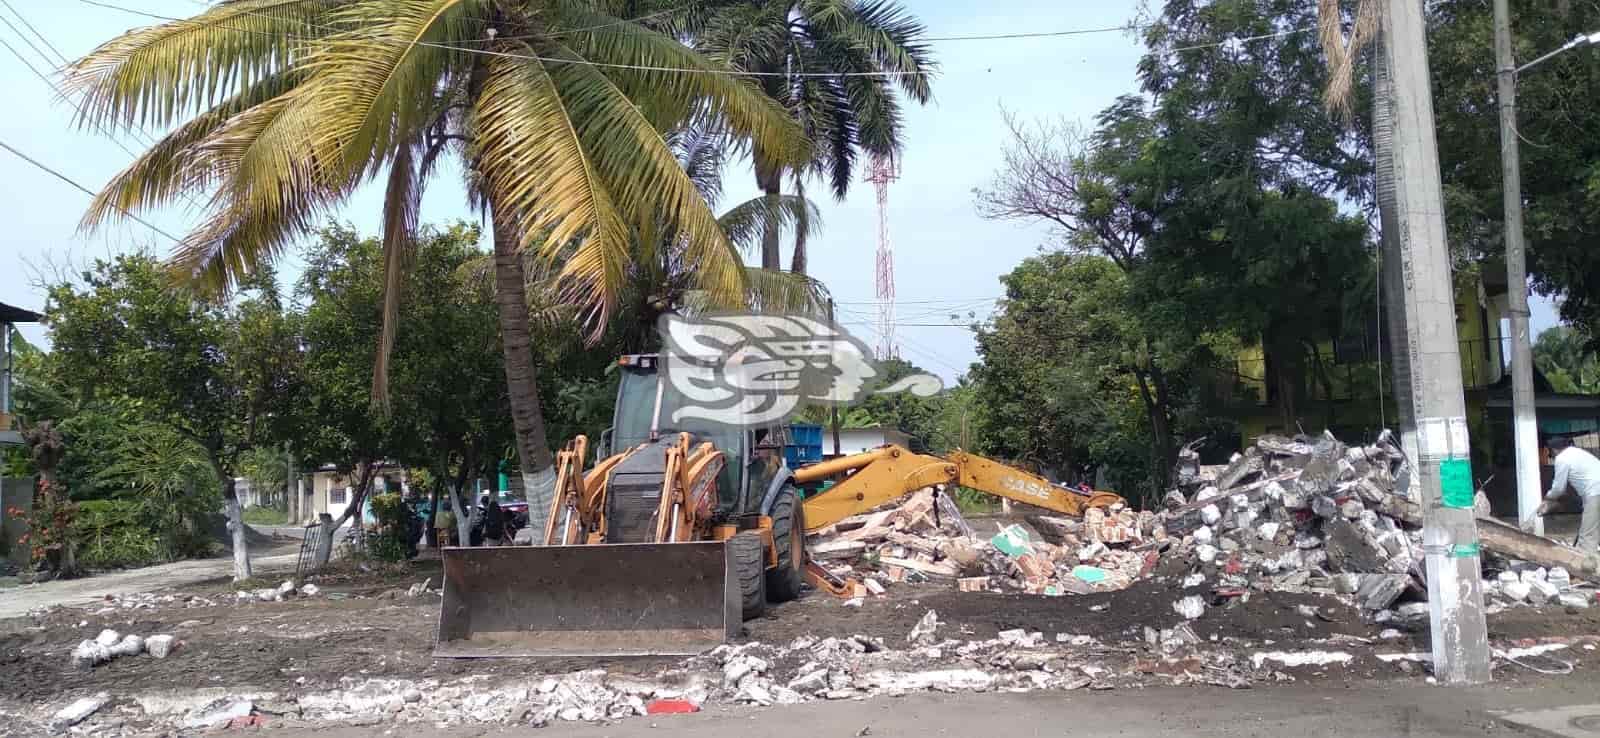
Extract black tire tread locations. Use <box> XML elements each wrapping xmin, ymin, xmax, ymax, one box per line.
<box><xmin>730</xmin><ymin>530</ymin><xmax>767</xmax><ymax>619</ymax></box>
<box><xmin>765</xmin><ymin>487</ymin><xmax>805</xmax><ymax>602</ymax></box>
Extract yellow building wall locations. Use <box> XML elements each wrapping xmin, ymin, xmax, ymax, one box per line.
<box><xmin>1229</xmin><ymin>279</ymin><xmax>1503</xmax><ymax>448</ymax></box>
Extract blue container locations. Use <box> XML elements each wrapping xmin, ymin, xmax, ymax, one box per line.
<box><xmin>785</xmin><ymin>423</ymin><xmax>825</xmax><ymax>468</ymax></box>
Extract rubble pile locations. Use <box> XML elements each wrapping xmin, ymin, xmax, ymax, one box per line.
<box><xmin>70</xmin><ymin>628</ymin><xmax>178</xmax><ymax>668</ymax></box>
<box><xmin>1160</xmin><ymin>431</ymin><xmax>1597</xmax><ymax>616</ymax></box>
<box><xmin>809</xmin><ymin>489</ymin><xmax>1163</xmax><ymax>597</ymax></box>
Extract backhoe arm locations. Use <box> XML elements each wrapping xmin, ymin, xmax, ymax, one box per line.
<box><xmin>796</xmin><ymin>445</ymin><xmax>1122</xmax><ymax>533</ymax></box>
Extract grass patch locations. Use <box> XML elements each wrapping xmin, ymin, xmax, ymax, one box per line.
<box><xmin>242</xmin><ymin>506</ymin><xmax>288</xmax><ymax>526</ymax></box>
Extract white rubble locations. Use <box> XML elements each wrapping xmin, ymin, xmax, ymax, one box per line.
<box><xmin>52</xmin><ymin>694</ymin><xmax>108</xmax><ymax>728</ymax></box>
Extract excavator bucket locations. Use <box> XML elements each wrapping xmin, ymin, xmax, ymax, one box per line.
<box><xmin>434</xmin><ymin>541</ymin><xmax>739</xmax><ymax>658</ymax></box>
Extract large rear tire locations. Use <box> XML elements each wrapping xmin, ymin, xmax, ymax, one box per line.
<box><xmin>766</xmin><ymin>486</ymin><xmax>805</xmax><ymax>602</ymax></box>
<box><xmin>730</xmin><ymin>530</ymin><xmax>767</xmax><ymax>619</ymax></box>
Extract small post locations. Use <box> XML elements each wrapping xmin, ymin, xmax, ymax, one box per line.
<box><xmin>828</xmin><ymin>298</ymin><xmax>842</xmax><ymax>457</ymax></box>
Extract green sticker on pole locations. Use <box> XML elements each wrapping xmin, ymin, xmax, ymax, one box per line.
<box><xmin>1439</xmin><ymin>458</ymin><xmax>1474</xmax><ymax>509</ymax></box>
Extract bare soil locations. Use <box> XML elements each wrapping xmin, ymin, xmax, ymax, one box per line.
<box><xmin>3</xmin><ymin>551</ymin><xmax>1599</xmax><ymax>705</ymax></box>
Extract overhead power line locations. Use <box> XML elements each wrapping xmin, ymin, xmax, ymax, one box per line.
<box><xmin>0</xmin><ymin>0</ymin><xmax>68</xmax><ymax>64</ymax></box>
<box><xmin>78</xmin><ymin>0</ymin><xmax>1325</xmax><ymax>80</ymax></box>
<box><xmin>0</xmin><ymin>137</ymin><xmax>182</xmax><ymax>243</ymax></box>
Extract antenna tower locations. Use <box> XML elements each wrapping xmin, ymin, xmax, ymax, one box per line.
<box><xmin>865</xmin><ymin>154</ymin><xmax>899</xmax><ymax>360</ymax></box>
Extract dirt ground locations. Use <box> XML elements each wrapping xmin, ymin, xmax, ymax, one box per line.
<box><xmin>4</xmin><ymin>549</ymin><xmax>1599</xmax><ymax>707</ymax></box>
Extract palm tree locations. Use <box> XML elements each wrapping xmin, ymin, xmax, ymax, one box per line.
<box><xmin>607</xmin><ymin>123</ymin><xmax>829</xmax><ymax>350</ymax></box>
<box><xmin>66</xmin><ymin>0</ymin><xmax>808</xmax><ymax>524</ymax></box>
<box><xmin>691</xmin><ymin>0</ymin><xmax>935</xmax><ymax>273</ymax></box>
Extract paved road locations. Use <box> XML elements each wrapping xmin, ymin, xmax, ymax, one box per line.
<box><xmin>268</xmin><ymin>681</ymin><xmax>1598</xmax><ymax>738</ymax></box>
<box><xmin>0</xmin><ymin>547</ymin><xmax>300</xmax><ymax>618</ymax></box>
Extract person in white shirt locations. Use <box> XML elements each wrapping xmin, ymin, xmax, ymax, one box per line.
<box><xmin>1536</xmin><ymin>435</ymin><xmax>1600</xmax><ymax>555</ymax></box>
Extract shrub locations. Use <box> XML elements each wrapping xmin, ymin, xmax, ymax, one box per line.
<box><xmin>367</xmin><ymin>493</ymin><xmax>412</xmax><ymax>562</ymax></box>
<box><xmin>74</xmin><ymin>500</ymin><xmax>164</xmax><ymax>569</ymax></box>
<box><xmin>242</xmin><ymin>506</ymin><xmax>288</xmax><ymax>526</ymax></box>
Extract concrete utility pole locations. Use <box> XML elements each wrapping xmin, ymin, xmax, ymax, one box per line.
<box><xmin>1494</xmin><ymin>0</ymin><xmax>1542</xmax><ymax>537</ymax></box>
<box><xmin>1376</xmin><ymin>0</ymin><xmax>1491</xmax><ymax>684</ymax></box>
<box><xmin>1494</xmin><ymin>10</ymin><xmax>1600</xmax><ymax>536</ymax></box>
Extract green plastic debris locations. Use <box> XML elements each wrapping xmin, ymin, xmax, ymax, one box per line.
<box><xmin>990</xmin><ymin>524</ymin><xmax>1034</xmax><ymax>558</ymax></box>
<box><xmin>1070</xmin><ymin>565</ymin><xmax>1109</xmax><ymax>583</ymax></box>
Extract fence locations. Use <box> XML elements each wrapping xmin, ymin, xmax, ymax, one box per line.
<box><xmin>295</xmin><ymin>520</ymin><xmax>326</xmax><ymax>579</ymax></box>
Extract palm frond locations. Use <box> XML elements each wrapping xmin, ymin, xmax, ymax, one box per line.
<box><xmin>79</xmin><ymin>68</ymin><xmax>308</xmax><ymax>232</ymax></box>
<box><xmin>680</xmin><ymin>267</ymin><xmax>829</xmax><ymax>315</ymax></box>
<box><xmin>800</xmin><ymin>0</ymin><xmax>935</xmax><ymax>101</ymax></box>
<box><xmin>554</xmin><ymin>11</ymin><xmax>810</xmax><ymax>168</ymax></box>
<box><xmin>170</xmin><ymin>83</ymin><xmax>349</xmax><ymax>291</ymax></box>
<box><xmin>306</xmin><ymin>0</ymin><xmax>477</xmax><ymax>176</ymax></box>
<box><xmin>539</xmin><ymin>38</ymin><xmax>756</xmax><ymax>312</ymax></box>
<box><xmin>64</xmin><ymin>0</ymin><xmax>336</xmax><ymax>131</ymax></box>
<box><xmin>472</xmin><ymin>47</ymin><xmax>631</xmax><ymax>336</ymax></box>
<box><xmin>716</xmin><ymin>194</ymin><xmax>822</xmax><ymax>256</ymax></box>
<box><xmin>372</xmin><ymin>139</ymin><xmax>422</xmax><ymax>413</ymax></box>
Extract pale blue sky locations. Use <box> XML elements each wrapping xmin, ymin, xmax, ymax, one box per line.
<box><xmin>0</xmin><ymin>0</ymin><xmax>1560</xmax><ymax>381</ymax></box>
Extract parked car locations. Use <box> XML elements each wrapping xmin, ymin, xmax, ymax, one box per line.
<box><xmin>468</xmin><ymin>492</ymin><xmax>528</xmax><ymax>545</ymax></box>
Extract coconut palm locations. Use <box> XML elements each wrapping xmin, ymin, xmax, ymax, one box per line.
<box><xmin>609</xmin><ymin>123</ymin><xmax>828</xmax><ymax>350</ymax></box>
<box><xmin>66</xmin><ymin>0</ymin><xmax>809</xmax><ymax>517</ymax></box>
<box><xmin>691</xmin><ymin>0</ymin><xmax>935</xmax><ymax>273</ymax></box>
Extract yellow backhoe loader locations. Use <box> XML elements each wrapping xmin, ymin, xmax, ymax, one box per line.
<box><xmin>435</xmin><ymin>354</ymin><xmax>1122</xmax><ymax>658</ymax></box>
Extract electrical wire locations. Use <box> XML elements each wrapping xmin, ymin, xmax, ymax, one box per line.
<box><xmin>0</xmin><ymin>10</ymin><xmax>60</xmax><ymax>70</ymax></box>
<box><xmin>78</xmin><ymin>0</ymin><xmax>1328</xmax><ymax>80</ymax></box>
<box><xmin>0</xmin><ymin>137</ymin><xmax>183</xmax><ymax>243</ymax></box>
<box><xmin>0</xmin><ymin>0</ymin><xmax>68</xmax><ymax>64</ymax></box>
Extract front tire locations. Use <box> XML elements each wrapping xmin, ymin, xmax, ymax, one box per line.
<box><xmin>765</xmin><ymin>486</ymin><xmax>806</xmax><ymax>602</ymax></box>
<box><xmin>730</xmin><ymin>530</ymin><xmax>768</xmax><ymax>619</ymax></box>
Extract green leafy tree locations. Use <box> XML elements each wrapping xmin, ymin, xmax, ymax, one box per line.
<box><xmin>693</xmin><ymin>0</ymin><xmax>935</xmax><ymax>271</ymax></box>
<box><xmin>68</xmin><ymin>0</ymin><xmax>810</xmax><ymax>525</ymax></box>
<box><xmin>38</xmin><ymin>254</ymin><xmax>296</xmax><ymax>579</ymax></box>
<box><xmin>1534</xmin><ymin>326</ymin><xmax>1600</xmax><ymax>395</ymax></box>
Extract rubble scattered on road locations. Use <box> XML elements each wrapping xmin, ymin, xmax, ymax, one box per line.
<box><xmin>71</xmin><ymin>629</ymin><xmax>177</xmax><ymax>668</ymax></box>
<box><xmin>50</xmin><ymin>693</ymin><xmax>107</xmax><ymax>729</ymax></box>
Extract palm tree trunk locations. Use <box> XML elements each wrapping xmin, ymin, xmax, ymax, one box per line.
<box><xmin>756</xmin><ymin>158</ymin><xmax>783</xmax><ymax>270</ymax></box>
<box><xmin>490</xmin><ymin>204</ymin><xmax>555</xmax><ymax>534</ymax></box>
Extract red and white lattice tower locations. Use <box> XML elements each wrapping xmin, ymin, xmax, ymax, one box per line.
<box><xmin>865</xmin><ymin>154</ymin><xmax>899</xmax><ymax>360</ymax></box>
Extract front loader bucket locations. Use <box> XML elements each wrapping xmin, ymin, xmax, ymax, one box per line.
<box><xmin>434</xmin><ymin>542</ymin><xmax>738</xmax><ymax>658</ymax></box>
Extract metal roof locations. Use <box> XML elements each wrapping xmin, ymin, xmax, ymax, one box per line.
<box><xmin>0</xmin><ymin>301</ymin><xmax>42</xmax><ymax>324</ymax></box>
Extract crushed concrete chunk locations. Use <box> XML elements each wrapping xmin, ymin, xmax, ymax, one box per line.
<box><xmin>145</xmin><ymin>634</ymin><xmax>176</xmax><ymax>659</ymax></box>
<box><xmin>94</xmin><ymin>629</ymin><xmax>120</xmax><ymax>647</ymax></box>
<box><xmin>907</xmin><ymin>610</ymin><xmax>940</xmax><ymax>646</ymax></box>
<box><xmin>1557</xmin><ymin>592</ymin><xmax>1591</xmax><ymax>609</ymax></box>
<box><xmin>52</xmin><ymin>693</ymin><xmax>108</xmax><ymax>728</ymax></box>
<box><xmin>181</xmin><ymin>699</ymin><xmax>254</xmax><ymax>729</ymax></box>
<box><xmin>1172</xmin><ymin>595</ymin><xmax>1205</xmax><ymax>620</ymax></box>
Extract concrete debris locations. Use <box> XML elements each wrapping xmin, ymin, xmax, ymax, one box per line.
<box><xmin>51</xmin><ymin>694</ymin><xmax>108</xmax><ymax>729</ymax></box>
<box><xmin>1557</xmin><ymin>592</ymin><xmax>1591</xmax><ymax>609</ymax></box>
<box><xmin>300</xmin><ymin>583</ymin><xmax>321</xmax><ymax>596</ymax></box>
<box><xmin>1172</xmin><ymin>595</ymin><xmax>1206</xmax><ymax>620</ymax></box>
<box><xmin>1527</xmin><ymin>578</ymin><xmax>1561</xmax><ymax>606</ymax></box>
<box><xmin>181</xmin><ymin>699</ymin><xmax>254</xmax><ymax>729</ymax></box>
<box><xmin>73</xmin><ymin>629</ymin><xmax>175</xmax><ymax>668</ymax></box>
<box><xmin>907</xmin><ymin>610</ymin><xmax>941</xmax><ymax>646</ymax></box>
<box><xmin>145</xmin><ymin>634</ymin><xmax>176</xmax><ymax>659</ymax></box>
<box><xmin>809</xmin><ymin>486</ymin><xmax>1154</xmax><ymax>596</ymax></box>
<box><xmin>1250</xmin><ymin>651</ymin><xmax>1353</xmax><ymax>669</ymax></box>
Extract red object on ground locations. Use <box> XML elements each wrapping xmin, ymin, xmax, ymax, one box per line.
<box><xmin>1223</xmin><ymin>557</ymin><xmax>1244</xmax><ymax>575</ymax></box>
<box><xmin>224</xmin><ymin>715</ymin><xmax>269</xmax><ymax>729</ymax></box>
<box><xmin>646</xmin><ymin>699</ymin><xmax>701</xmax><ymax>715</ymax></box>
